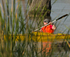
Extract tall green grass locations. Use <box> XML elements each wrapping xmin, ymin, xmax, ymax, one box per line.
<box><xmin>0</xmin><ymin>0</ymin><xmax>70</xmax><ymax>57</ymax></box>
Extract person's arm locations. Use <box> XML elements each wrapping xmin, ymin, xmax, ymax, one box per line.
<box><xmin>40</xmin><ymin>28</ymin><xmax>43</xmax><ymax>32</ymax></box>
<box><xmin>52</xmin><ymin>25</ymin><xmax>56</xmax><ymax>30</ymax></box>
<box><xmin>49</xmin><ymin>22</ymin><xmax>56</xmax><ymax>30</ymax></box>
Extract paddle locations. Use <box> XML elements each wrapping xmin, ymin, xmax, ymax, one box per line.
<box><xmin>34</xmin><ymin>14</ymin><xmax>68</xmax><ymax>31</ymax></box>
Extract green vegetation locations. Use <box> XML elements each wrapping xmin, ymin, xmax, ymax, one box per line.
<box><xmin>0</xmin><ymin>0</ymin><xmax>70</xmax><ymax>57</ymax></box>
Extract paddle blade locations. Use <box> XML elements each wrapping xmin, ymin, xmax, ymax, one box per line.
<box><xmin>56</xmin><ymin>14</ymin><xmax>68</xmax><ymax>21</ymax></box>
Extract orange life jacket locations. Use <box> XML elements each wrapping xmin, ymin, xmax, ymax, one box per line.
<box><xmin>41</xmin><ymin>25</ymin><xmax>54</xmax><ymax>33</ymax></box>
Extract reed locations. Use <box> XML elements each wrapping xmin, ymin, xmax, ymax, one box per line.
<box><xmin>0</xmin><ymin>0</ymin><xmax>70</xmax><ymax>57</ymax></box>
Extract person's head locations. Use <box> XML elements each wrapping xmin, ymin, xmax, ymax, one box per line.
<box><xmin>43</xmin><ymin>19</ymin><xmax>50</xmax><ymax>25</ymax></box>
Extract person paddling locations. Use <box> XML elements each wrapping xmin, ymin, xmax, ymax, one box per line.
<box><xmin>40</xmin><ymin>19</ymin><xmax>56</xmax><ymax>55</ymax></box>
<box><xmin>40</xmin><ymin>19</ymin><xmax>56</xmax><ymax>33</ymax></box>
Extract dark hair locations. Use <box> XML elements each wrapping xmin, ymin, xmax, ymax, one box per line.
<box><xmin>44</xmin><ymin>19</ymin><xmax>50</xmax><ymax>23</ymax></box>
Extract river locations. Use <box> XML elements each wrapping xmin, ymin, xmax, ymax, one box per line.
<box><xmin>51</xmin><ymin>0</ymin><xmax>70</xmax><ymax>34</ymax></box>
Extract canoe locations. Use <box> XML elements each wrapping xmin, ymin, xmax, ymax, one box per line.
<box><xmin>4</xmin><ymin>32</ymin><xmax>70</xmax><ymax>42</ymax></box>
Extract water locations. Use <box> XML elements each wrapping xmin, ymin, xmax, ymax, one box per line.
<box><xmin>51</xmin><ymin>0</ymin><xmax>70</xmax><ymax>34</ymax></box>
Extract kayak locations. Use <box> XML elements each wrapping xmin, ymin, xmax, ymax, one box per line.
<box><xmin>4</xmin><ymin>32</ymin><xmax>70</xmax><ymax>42</ymax></box>
<box><xmin>31</xmin><ymin>32</ymin><xmax>70</xmax><ymax>42</ymax></box>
